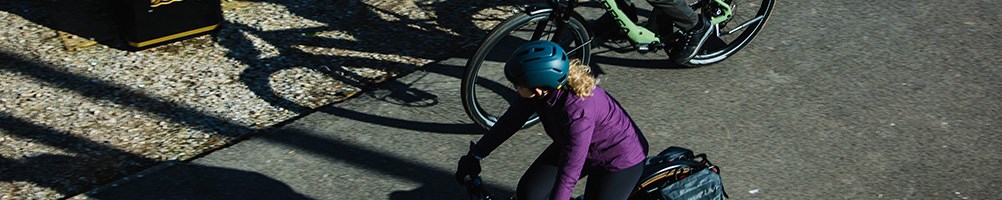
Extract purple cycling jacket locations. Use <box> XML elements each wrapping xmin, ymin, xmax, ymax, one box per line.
<box><xmin>469</xmin><ymin>86</ymin><xmax>649</xmax><ymax>200</ymax></box>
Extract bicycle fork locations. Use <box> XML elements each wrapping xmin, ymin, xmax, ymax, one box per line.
<box><xmin>530</xmin><ymin>1</ymin><xmax>574</xmax><ymax>43</ymax></box>
<box><xmin>529</xmin><ymin>1</ymin><xmax>593</xmax><ymax>56</ymax></box>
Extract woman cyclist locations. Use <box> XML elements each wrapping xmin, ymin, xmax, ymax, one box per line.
<box><xmin>454</xmin><ymin>41</ymin><xmax>650</xmax><ymax>200</ymax></box>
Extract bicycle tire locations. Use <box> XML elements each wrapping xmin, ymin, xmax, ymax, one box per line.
<box><xmin>686</xmin><ymin>0</ymin><xmax>776</xmax><ymax>66</ymax></box>
<box><xmin>461</xmin><ymin>9</ymin><xmax>592</xmax><ymax>130</ymax></box>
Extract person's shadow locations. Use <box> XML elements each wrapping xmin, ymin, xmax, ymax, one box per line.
<box><xmin>0</xmin><ymin>154</ymin><xmax>310</xmax><ymax>200</ymax></box>
<box><xmin>84</xmin><ymin>161</ymin><xmax>313</xmax><ymax>200</ymax></box>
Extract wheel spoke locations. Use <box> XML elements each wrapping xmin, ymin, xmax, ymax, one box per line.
<box><xmin>723</xmin><ymin>15</ymin><xmax>764</xmax><ymax>36</ymax></box>
<box><xmin>686</xmin><ymin>0</ymin><xmax>773</xmax><ymax>65</ymax></box>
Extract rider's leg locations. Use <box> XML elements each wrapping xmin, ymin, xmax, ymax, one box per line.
<box><xmin>646</xmin><ymin>0</ymin><xmax>699</xmax><ymax>31</ymax></box>
<box><xmin>581</xmin><ymin>161</ymin><xmax>644</xmax><ymax>200</ymax></box>
<box><xmin>516</xmin><ymin>145</ymin><xmax>562</xmax><ymax>200</ymax></box>
<box><xmin>647</xmin><ymin>0</ymin><xmax>711</xmax><ymax>64</ymax></box>
<box><xmin>515</xmin><ymin>162</ymin><xmax>557</xmax><ymax>199</ymax></box>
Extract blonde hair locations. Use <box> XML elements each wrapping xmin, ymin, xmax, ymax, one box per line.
<box><xmin>565</xmin><ymin>59</ymin><xmax>597</xmax><ymax>97</ymax></box>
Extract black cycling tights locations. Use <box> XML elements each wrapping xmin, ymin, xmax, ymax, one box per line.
<box><xmin>516</xmin><ymin>145</ymin><xmax>644</xmax><ymax>200</ymax></box>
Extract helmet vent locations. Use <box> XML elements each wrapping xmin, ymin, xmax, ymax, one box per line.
<box><xmin>524</xmin><ymin>57</ymin><xmax>542</xmax><ymax>62</ymax></box>
<box><xmin>515</xmin><ymin>50</ymin><xmax>530</xmax><ymax>57</ymax></box>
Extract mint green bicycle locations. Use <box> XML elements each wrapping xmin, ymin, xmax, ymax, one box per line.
<box><xmin>462</xmin><ymin>0</ymin><xmax>774</xmax><ymax>130</ymax></box>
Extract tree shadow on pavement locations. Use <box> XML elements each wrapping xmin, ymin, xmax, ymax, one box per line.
<box><xmin>0</xmin><ymin>51</ymin><xmax>288</xmax><ymax>198</ymax></box>
<box><xmin>0</xmin><ymin>51</ymin><xmax>498</xmax><ymax>198</ymax></box>
<box><xmin>0</xmin><ymin>105</ymin><xmax>157</xmax><ymax>196</ymax></box>
<box><xmin>0</xmin><ymin>0</ymin><xmax>134</xmax><ymax>50</ymax></box>
<box><xmin>1</xmin><ymin>111</ymin><xmax>305</xmax><ymax>200</ymax></box>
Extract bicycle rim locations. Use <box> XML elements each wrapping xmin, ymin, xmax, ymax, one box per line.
<box><xmin>689</xmin><ymin>0</ymin><xmax>775</xmax><ymax>65</ymax></box>
<box><xmin>461</xmin><ymin>10</ymin><xmax>591</xmax><ymax>130</ymax></box>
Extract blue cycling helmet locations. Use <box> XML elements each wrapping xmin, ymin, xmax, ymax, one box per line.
<box><xmin>504</xmin><ymin>41</ymin><xmax>570</xmax><ymax>89</ymax></box>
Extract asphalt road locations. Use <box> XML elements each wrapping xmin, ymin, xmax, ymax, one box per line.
<box><xmin>88</xmin><ymin>1</ymin><xmax>1000</xmax><ymax>199</ymax></box>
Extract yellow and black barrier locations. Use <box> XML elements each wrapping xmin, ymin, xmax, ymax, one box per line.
<box><xmin>120</xmin><ymin>0</ymin><xmax>222</xmax><ymax>48</ymax></box>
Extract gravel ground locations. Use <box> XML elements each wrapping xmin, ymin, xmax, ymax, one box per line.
<box><xmin>0</xmin><ymin>0</ymin><xmax>523</xmax><ymax>199</ymax></box>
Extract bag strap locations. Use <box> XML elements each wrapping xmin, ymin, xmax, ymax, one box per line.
<box><xmin>692</xmin><ymin>154</ymin><xmax>718</xmax><ymax>173</ymax></box>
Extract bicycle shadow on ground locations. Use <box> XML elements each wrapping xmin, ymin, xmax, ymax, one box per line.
<box><xmin>314</xmin><ymin>63</ymin><xmax>485</xmax><ymax>135</ymax></box>
<box><xmin>220</xmin><ymin>0</ymin><xmax>527</xmax><ymax>114</ymax></box>
<box><xmin>216</xmin><ymin>0</ymin><xmax>534</xmax><ymax>135</ymax></box>
<box><xmin>590</xmin><ymin>51</ymin><xmax>691</xmax><ymax>69</ymax></box>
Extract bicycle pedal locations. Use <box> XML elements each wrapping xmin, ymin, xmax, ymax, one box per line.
<box><xmin>636</xmin><ymin>42</ymin><xmax>661</xmax><ymax>54</ymax></box>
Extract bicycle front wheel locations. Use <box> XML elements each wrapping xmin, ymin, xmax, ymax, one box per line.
<box><xmin>688</xmin><ymin>0</ymin><xmax>775</xmax><ymax>65</ymax></box>
<box><xmin>461</xmin><ymin>9</ymin><xmax>592</xmax><ymax>130</ymax></box>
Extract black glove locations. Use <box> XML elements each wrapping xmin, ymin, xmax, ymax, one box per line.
<box><xmin>456</xmin><ymin>142</ymin><xmax>483</xmax><ymax>184</ymax></box>
<box><xmin>455</xmin><ymin>154</ymin><xmax>481</xmax><ymax>185</ymax></box>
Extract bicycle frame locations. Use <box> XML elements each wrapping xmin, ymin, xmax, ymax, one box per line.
<box><xmin>598</xmin><ymin>0</ymin><xmax>660</xmax><ymax>49</ymax></box>
<box><xmin>536</xmin><ymin>0</ymin><xmax>734</xmax><ymax>52</ymax></box>
<box><xmin>707</xmin><ymin>0</ymin><xmax>733</xmax><ymax>24</ymax></box>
